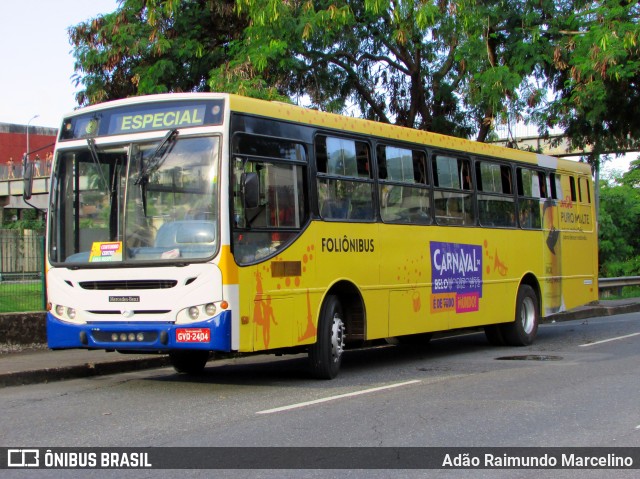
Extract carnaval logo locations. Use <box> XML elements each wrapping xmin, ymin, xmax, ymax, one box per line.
<box><xmin>430</xmin><ymin>241</ymin><xmax>482</xmax><ymax>314</ymax></box>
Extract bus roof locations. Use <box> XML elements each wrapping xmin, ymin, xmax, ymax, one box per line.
<box><xmin>62</xmin><ymin>92</ymin><xmax>591</xmax><ymax>175</ymax></box>
<box><xmin>228</xmin><ymin>94</ymin><xmax>591</xmax><ymax>175</ymax></box>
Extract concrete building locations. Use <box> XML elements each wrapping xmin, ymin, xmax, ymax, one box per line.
<box><xmin>0</xmin><ymin>122</ymin><xmax>57</xmax><ymax>179</ymax></box>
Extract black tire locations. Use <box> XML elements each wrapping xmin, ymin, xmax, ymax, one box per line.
<box><xmin>501</xmin><ymin>284</ymin><xmax>539</xmax><ymax>346</ymax></box>
<box><xmin>169</xmin><ymin>350</ymin><xmax>210</xmax><ymax>374</ymax></box>
<box><xmin>308</xmin><ymin>295</ymin><xmax>345</xmax><ymax>379</ymax></box>
<box><xmin>484</xmin><ymin>324</ymin><xmax>506</xmax><ymax>346</ymax></box>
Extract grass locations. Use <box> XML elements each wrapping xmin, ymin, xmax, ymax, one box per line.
<box><xmin>0</xmin><ymin>281</ymin><xmax>44</xmax><ymax>313</ymax></box>
<box><xmin>599</xmin><ymin>286</ymin><xmax>640</xmax><ymax>301</ymax></box>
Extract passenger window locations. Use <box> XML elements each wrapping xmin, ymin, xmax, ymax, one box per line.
<box><xmin>569</xmin><ymin>176</ymin><xmax>577</xmax><ymax>202</ymax></box>
<box><xmin>578</xmin><ymin>177</ymin><xmax>591</xmax><ymax>203</ymax></box>
<box><xmin>377</xmin><ymin>145</ymin><xmax>430</xmax><ymax>224</ymax></box>
<box><xmin>549</xmin><ymin>173</ymin><xmax>562</xmax><ymax>200</ymax></box>
<box><xmin>476</xmin><ymin>161</ymin><xmax>515</xmax><ymax>228</ymax></box>
<box><xmin>432</xmin><ymin>155</ymin><xmax>474</xmax><ymax>226</ymax></box>
<box><xmin>516</xmin><ymin>167</ymin><xmax>543</xmax><ymax>229</ymax></box>
<box><xmin>316</xmin><ymin>135</ymin><xmax>374</xmax><ymax>221</ymax></box>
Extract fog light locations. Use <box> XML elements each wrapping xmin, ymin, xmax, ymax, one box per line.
<box><xmin>188</xmin><ymin>306</ymin><xmax>200</xmax><ymax>320</ymax></box>
<box><xmin>128</xmin><ymin>333</ymin><xmax>135</xmax><ymax>341</ymax></box>
<box><xmin>120</xmin><ymin>333</ymin><xmax>127</xmax><ymax>341</ymax></box>
<box><xmin>111</xmin><ymin>333</ymin><xmax>118</xmax><ymax>341</ymax></box>
<box><xmin>136</xmin><ymin>333</ymin><xmax>144</xmax><ymax>342</ymax></box>
<box><xmin>205</xmin><ymin>303</ymin><xmax>216</xmax><ymax>316</ymax></box>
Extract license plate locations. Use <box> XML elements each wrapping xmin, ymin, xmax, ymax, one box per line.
<box><xmin>176</xmin><ymin>328</ymin><xmax>210</xmax><ymax>343</ymax></box>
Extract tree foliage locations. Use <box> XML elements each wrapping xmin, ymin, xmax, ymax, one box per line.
<box><xmin>598</xmin><ymin>157</ymin><xmax>640</xmax><ymax>276</ymax></box>
<box><xmin>70</xmin><ymin>0</ymin><xmax>248</xmax><ymax>105</ymax></box>
<box><xmin>543</xmin><ymin>1</ymin><xmax>640</xmax><ymax>157</ymax></box>
<box><xmin>69</xmin><ymin>0</ymin><xmax>640</xmax><ymax>149</ymax></box>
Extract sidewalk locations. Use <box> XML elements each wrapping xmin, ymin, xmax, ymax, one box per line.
<box><xmin>1</xmin><ymin>299</ymin><xmax>639</xmax><ymax>388</ymax></box>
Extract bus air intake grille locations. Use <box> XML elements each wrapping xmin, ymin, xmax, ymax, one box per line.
<box><xmin>78</xmin><ymin>280</ymin><xmax>178</xmax><ymax>290</ymax></box>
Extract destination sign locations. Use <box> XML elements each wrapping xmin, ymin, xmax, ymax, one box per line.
<box><xmin>109</xmin><ymin>105</ymin><xmax>206</xmax><ymax>134</ymax></box>
<box><xmin>60</xmin><ymin>99</ymin><xmax>225</xmax><ymax>140</ymax></box>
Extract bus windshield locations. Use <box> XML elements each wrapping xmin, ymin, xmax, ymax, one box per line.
<box><xmin>48</xmin><ymin>135</ymin><xmax>220</xmax><ymax>265</ymax></box>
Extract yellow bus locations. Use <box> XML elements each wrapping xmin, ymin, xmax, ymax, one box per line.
<box><xmin>44</xmin><ymin>93</ymin><xmax>597</xmax><ymax>379</ymax></box>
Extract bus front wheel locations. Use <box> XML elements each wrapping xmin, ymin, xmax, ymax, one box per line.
<box><xmin>308</xmin><ymin>295</ymin><xmax>345</xmax><ymax>379</ymax></box>
<box><xmin>169</xmin><ymin>350</ymin><xmax>210</xmax><ymax>374</ymax></box>
<box><xmin>502</xmin><ymin>285</ymin><xmax>539</xmax><ymax>346</ymax></box>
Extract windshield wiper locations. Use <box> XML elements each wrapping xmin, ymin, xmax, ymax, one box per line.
<box><xmin>134</xmin><ymin>129</ymin><xmax>179</xmax><ymax>185</ymax></box>
<box><xmin>86</xmin><ymin>138</ymin><xmax>110</xmax><ymax>195</ymax></box>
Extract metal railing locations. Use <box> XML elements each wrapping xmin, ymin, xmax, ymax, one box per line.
<box><xmin>598</xmin><ymin>276</ymin><xmax>640</xmax><ymax>297</ymax></box>
<box><xmin>0</xmin><ymin>230</ymin><xmax>45</xmax><ymax>312</ymax></box>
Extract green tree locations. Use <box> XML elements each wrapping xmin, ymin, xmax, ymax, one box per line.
<box><xmin>70</xmin><ymin>0</ymin><xmax>248</xmax><ymax>105</ymax></box>
<box><xmin>542</xmin><ymin>1</ymin><xmax>640</xmax><ymax>157</ymax></box>
<box><xmin>214</xmin><ymin>0</ymin><xmax>560</xmax><ymax>139</ymax></box>
<box><xmin>620</xmin><ymin>156</ymin><xmax>640</xmax><ymax>188</ymax></box>
<box><xmin>598</xmin><ymin>173</ymin><xmax>640</xmax><ymax>276</ymax></box>
<box><xmin>70</xmin><ymin>0</ymin><xmax>640</xmax><ymax>153</ymax></box>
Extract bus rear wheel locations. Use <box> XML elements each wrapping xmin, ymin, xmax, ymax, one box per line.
<box><xmin>169</xmin><ymin>350</ymin><xmax>210</xmax><ymax>374</ymax></box>
<box><xmin>308</xmin><ymin>295</ymin><xmax>345</xmax><ymax>379</ymax></box>
<box><xmin>501</xmin><ymin>284</ymin><xmax>539</xmax><ymax>346</ymax></box>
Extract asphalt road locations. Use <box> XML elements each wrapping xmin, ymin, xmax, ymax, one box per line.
<box><xmin>1</xmin><ymin>312</ymin><xmax>639</xmax><ymax>479</ymax></box>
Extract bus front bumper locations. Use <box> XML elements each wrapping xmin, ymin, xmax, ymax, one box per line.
<box><xmin>46</xmin><ymin>310</ymin><xmax>232</xmax><ymax>352</ymax></box>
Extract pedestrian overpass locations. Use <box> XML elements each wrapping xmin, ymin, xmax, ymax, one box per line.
<box><xmin>0</xmin><ymin>176</ymin><xmax>49</xmax><ymax>211</ymax></box>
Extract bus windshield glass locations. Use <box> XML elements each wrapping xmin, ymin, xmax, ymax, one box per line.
<box><xmin>48</xmin><ymin>135</ymin><xmax>220</xmax><ymax>265</ymax></box>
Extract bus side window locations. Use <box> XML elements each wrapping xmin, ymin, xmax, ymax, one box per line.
<box><xmin>578</xmin><ymin>177</ymin><xmax>591</xmax><ymax>203</ymax></box>
<box><xmin>433</xmin><ymin>155</ymin><xmax>474</xmax><ymax>226</ymax></box>
<box><xmin>378</xmin><ymin>145</ymin><xmax>430</xmax><ymax>224</ymax></box>
<box><xmin>516</xmin><ymin>167</ymin><xmax>542</xmax><ymax>229</ymax></box>
<box><xmin>476</xmin><ymin>160</ymin><xmax>515</xmax><ymax>228</ymax></box>
<box><xmin>549</xmin><ymin>173</ymin><xmax>562</xmax><ymax>200</ymax></box>
<box><xmin>316</xmin><ymin>135</ymin><xmax>374</xmax><ymax>221</ymax></box>
<box><xmin>569</xmin><ymin>176</ymin><xmax>577</xmax><ymax>202</ymax></box>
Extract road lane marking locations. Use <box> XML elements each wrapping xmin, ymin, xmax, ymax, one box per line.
<box><xmin>256</xmin><ymin>379</ymin><xmax>421</xmax><ymax>415</ymax></box>
<box><xmin>579</xmin><ymin>332</ymin><xmax>640</xmax><ymax>347</ymax></box>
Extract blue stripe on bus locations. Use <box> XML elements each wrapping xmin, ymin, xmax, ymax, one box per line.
<box><xmin>46</xmin><ymin>310</ymin><xmax>232</xmax><ymax>352</ymax></box>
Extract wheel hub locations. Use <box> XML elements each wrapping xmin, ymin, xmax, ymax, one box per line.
<box><xmin>330</xmin><ymin>315</ymin><xmax>345</xmax><ymax>362</ymax></box>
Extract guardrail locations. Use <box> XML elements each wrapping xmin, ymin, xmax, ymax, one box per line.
<box><xmin>598</xmin><ymin>276</ymin><xmax>640</xmax><ymax>297</ymax></box>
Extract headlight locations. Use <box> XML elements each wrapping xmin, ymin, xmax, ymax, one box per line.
<box><xmin>188</xmin><ymin>306</ymin><xmax>200</xmax><ymax>320</ymax></box>
<box><xmin>205</xmin><ymin>303</ymin><xmax>216</xmax><ymax>316</ymax></box>
<box><xmin>52</xmin><ymin>304</ymin><xmax>83</xmax><ymax>324</ymax></box>
<box><xmin>176</xmin><ymin>301</ymin><xmax>224</xmax><ymax>324</ymax></box>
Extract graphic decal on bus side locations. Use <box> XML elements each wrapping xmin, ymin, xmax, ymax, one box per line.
<box><xmin>396</xmin><ymin>254</ymin><xmax>425</xmax><ymax>313</ymax></box>
<box><xmin>251</xmin><ymin>243</ymin><xmax>318</xmax><ymax>349</ymax></box>
<box><xmin>253</xmin><ymin>270</ymin><xmax>278</xmax><ymax>348</ymax></box>
<box><xmin>484</xmin><ymin>240</ymin><xmax>508</xmax><ymax>276</ymax></box>
<box><xmin>430</xmin><ymin>241</ymin><xmax>483</xmax><ymax>314</ymax></box>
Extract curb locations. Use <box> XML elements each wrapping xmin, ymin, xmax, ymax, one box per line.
<box><xmin>0</xmin><ymin>355</ymin><xmax>171</xmax><ymax>388</ymax></box>
<box><xmin>547</xmin><ymin>302</ymin><xmax>640</xmax><ymax>322</ymax></box>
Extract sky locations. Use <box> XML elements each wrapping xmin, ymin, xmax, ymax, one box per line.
<box><xmin>0</xmin><ymin>0</ymin><xmax>633</xmax><ymax>174</ymax></box>
<box><xmin>0</xmin><ymin>0</ymin><xmax>119</xmax><ymax>128</ymax></box>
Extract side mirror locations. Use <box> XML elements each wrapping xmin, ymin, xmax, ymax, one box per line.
<box><xmin>241</xmin><ymin>172</ymin><xmax>259</xmax><ymax>209</ymax></box>
<box><xmin>23</xmin><ymin>161</ymin><xmax>34</xmax><ymax>200</ymax></box>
